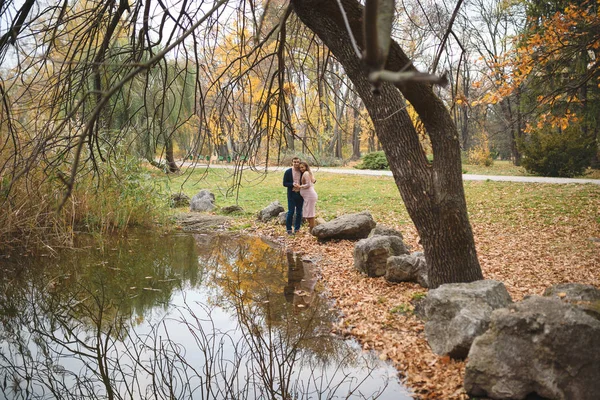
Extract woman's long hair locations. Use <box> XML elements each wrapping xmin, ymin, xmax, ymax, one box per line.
<box><xmin>299</xmin><ymin>161</ymin><xmax>312</xmax><ymax>182</ymax></box>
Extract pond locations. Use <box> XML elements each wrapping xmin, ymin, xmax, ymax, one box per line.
<box><xmin>0</xmin><ymin>232</ymin><xmax>412</xmax><ymax>399</ymax></box>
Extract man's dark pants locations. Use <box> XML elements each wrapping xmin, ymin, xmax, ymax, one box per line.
<box><xmin>286</xmin><ymin>191</ymin><xmax>303</xmax><ymax>232</ymax></box>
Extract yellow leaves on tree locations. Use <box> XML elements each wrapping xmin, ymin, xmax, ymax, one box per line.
<box><xmin>472</xmin><ymin>0</ymin><xmax>599</xmax><ymax>132</ymax></box>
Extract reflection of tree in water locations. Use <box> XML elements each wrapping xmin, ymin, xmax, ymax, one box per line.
<box><xmin>0</xmin><ymin>233</ymin><xmax>399</xmax><ymax>399</ymax></box>
<box><xmin>198</xmin><ymin>234</ymin><xmax>365</xmax><ymax>371</ymax></box>
<box><xmin>2</xmin><ymin>232</ymin><xmax>200</xmax><ymax>334</ymax></box>
<box><xmin>0</xmin><ymin>232</ymin><xmax>201</xmax><ymax>399</ymax></box>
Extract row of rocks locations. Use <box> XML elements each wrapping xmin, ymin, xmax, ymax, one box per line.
<box><xmin>172</xmin><ymin>190</ymin><xmax>244</xmax><ymax>214</ymax></box>
<box><xmin>260</xmin><ymin>207</ymin><xmax>429</xmax><ymax>287</ymax></box>
<box><xmin>187</xmin><ymin>197</ymin><xmax>427</xmax><ymax>287</ymax></box>
<box><xmin>417</xmin><ymin>280</ymin><xmax>600</xmax><ymax>399</ymax></box>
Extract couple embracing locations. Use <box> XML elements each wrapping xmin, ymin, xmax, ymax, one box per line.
<box><xmin>282</xmin><ymin>157</ymin><xmax>318</xmax><ymax>235</ymax></box>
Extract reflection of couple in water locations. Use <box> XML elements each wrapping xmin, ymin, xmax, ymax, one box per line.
<box><xmin>283</xmin><ymin>251</ymin><xmax>317</xmax><ymax>309</ymax></box>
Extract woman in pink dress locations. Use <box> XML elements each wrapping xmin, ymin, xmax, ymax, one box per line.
<box><xmin>298</xmin><ymin>161</ymin><xmax>318</xmax><ymax>232</ymax></box>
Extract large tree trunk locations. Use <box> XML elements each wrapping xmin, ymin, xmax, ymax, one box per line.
<box><xmin>292</xmin><ymin>0</ymin><xmax>483</xmax><ymax>288</ymax></box>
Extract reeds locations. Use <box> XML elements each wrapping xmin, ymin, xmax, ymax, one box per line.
<box><xmin>0</xmin><ymin>157</ymin><xmax>169</xmax><ymax>254</ymax></box>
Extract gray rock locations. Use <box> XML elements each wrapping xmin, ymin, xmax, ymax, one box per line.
<box><xmin>543</xmin><ymin>283</ymin><xmax>600</xmax><ymax>320</ymax></box>
<box><xmin>368</xmin><ymin>225</ymin><xmax>404</xmax><ymax>240</ymax></box>
<box><xmin>353</xmin><ymin>235</ymin><xmax>410</xmax><ymax>277</ymax></box>
<box><xmin>278</xmin><ymin>211</ymin><xmax>287</xmax><ymax>225</ymax></box>
<box><xmin>190</xmin><ymin>189</ymin><xmax>216</xmax><ymax>212</ymax></box>
<box><xmin>543</xmin><ymin>283</ymin><xmax>600</xmax><ymax>301</ymax></box>
<box><xmin>170</xmin><ymin>193</ymin><xmax>191</xmax><ymax>208</ymax></box>
<box><xmin>193</xmin><ymin>189</ymin><xmax>215</xmax><ymax>202</ymax></box>
<box><xmin>311</xmin><ymin>211</ymin><xmax>376</xmax><ymax>240</ymax></box>
<box><xmin>386</xmin><ymin>252</ymin><xmax>428</xmax><ymax>287</ymax></box>
<box><xmin>419</xmin><ymin>280</ymin><xmax>512</xmax><ymax>359</ymax></box>
<box><xmin>221</xmin><ymin>205</ymin><xmax>244</xmax><ymax>215</ymax></box>
<box><xmin>257</xmin><ymin>201</ymin><xmax>285</xmax><ymax>222</ymax></box>
<box><xmin>175</xmin><ymin>213</ymin><xmax>230</xmax><ymax>232</ymax></box>
<box><xmin>465</xmin><ymin>296</ymin><xmax>600</xmax><ymax>400</ymax></box>
<box><xmin>278</xmin><ymin>211</ymin><xmax>298</xmax><ymax>227</ymax></box>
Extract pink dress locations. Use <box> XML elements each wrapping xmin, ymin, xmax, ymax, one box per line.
<box><xmin>300</xmin><ymin>172</ymin><xmax>318</xmax><ymax>218</ymax></box>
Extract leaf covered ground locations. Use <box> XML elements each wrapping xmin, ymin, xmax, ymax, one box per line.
<box><xmin>245</xmin><ymin>182</ymin><xmax>600</xmax><ymax>399</ymax></box>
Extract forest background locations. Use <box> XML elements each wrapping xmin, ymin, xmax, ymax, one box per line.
<box><xmin>1</xmin><ymin>0</ymin><xmax>599</xmax><ymax>249</ymax></box>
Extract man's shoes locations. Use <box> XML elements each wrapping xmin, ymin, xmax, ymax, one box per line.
<box><xmin>287</xmin><ymin>230</ymin><xmax>294</xmax><ymax>236</ymax></box>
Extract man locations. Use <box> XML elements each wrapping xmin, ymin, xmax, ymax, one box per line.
<box><xmin>282</xmin><ymin>157</ymin><xmax>303</xmax><ymax>235</ymax></box>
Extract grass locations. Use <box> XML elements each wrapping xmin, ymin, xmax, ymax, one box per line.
<box><xmin>461</xmin><ymin>160</ymin><xmax>528</xmax><ymax>176</ymax></box>
<box><xmin>159</xmin><ymin>166</ymin><xmax>600</xmax><ymax>231</ymax></box>
<box><xmin>461</xmin><ymin>160</ymin><xmax>600</xmax><ymax>179</ymax></box>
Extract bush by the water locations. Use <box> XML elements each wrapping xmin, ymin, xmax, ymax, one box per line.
<box><xmin>0</xmin><ymin>154</ymin><xmax>169</xmax><ymax>253</ymax></box>
<box><xmin>519</xmin><ymin>127</ymin><xmax>594</xmax><ymax>177</ymax></box>
<box><xmin>355</xmin><ymin>151</ymin><xmax>389</xmax><ymax>170</ymax></box>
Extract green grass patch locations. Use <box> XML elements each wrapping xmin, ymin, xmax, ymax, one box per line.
<box><xmin>461</xmin><ymin>160</ymin><xmax>600</xmax><ymax>179</ymax></box>
<box><xmin>461</xmin><ymin>160</ymin><xmax>528</xmax><ymax>176</ymax></box>
<box><xmin>158</xmin><ymin>167</ymin><xmax>599</xmax><ymax>230</ymax></box>
<box><xmin>389</xmin><ymin>303</ymin><xmax>412</xmax><ymax>315</ymax></box>
<box><xmin>464</xmin><ymin>181</ymin><xmax>599</xmax><ymax>226</ymax></box>
<box><xmin>411</xmin><ymin>292</ymin><xmax>427</xmax><ymax>301</ymax></box>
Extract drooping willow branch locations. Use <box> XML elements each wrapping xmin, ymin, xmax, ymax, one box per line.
<box><xmin>56</xmin><ymin>0</ymin><xmax>232</xmax><ymax>210</ymax></box>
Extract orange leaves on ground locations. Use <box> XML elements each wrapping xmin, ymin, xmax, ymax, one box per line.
<box><xmin>248</xmin><ymin>200</ymin><xmax>599</xmax><ymax>400</ymax></box>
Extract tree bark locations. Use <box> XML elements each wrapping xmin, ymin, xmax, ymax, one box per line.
<box><xmin>292</xmin><ymin>0</ymin><xmax>483</xmax><ymax>288</ymax></box>
<box><xmin>164</xmin><ymin>134</ymin><xmax>179</xmax><ymax>173</ymax></box>
<box><xmin>351</xmin><ymin>93</ymin><xmax>362</xmax><ymax>160</ymax></box>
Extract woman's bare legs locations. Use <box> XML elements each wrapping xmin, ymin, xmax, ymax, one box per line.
<box><xmin>307</xmin><ymin>217</ymin><xmax>315</xmax><ymax>233</ymax></box>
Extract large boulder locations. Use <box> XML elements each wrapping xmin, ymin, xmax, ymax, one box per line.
<box><xmin>543</xmin><ymin>283</ymin><xmax>600</xmax><ymax>320</ymax></box>
<box><xmin>465</xmin><ymin>296</ymin><xmax>600</xmax><ymax>400</ymax></box>
<box><xmin>386</xmin><ymin>252</ymin><xmax>428</xmax><ymax>288</ymax></box>
<box><xmin>311</xmin><ymin>211</ymin><xmax>376</xmax><ymax>240</ymax></box>
<box><xmin>368</xmin><ymin>224</ymin><xmax>404</xmax><ymax>240</ymax></box>
<box><xmin>190</xmin><ymin>189</ymin><xmax>216</xmax><ymax>212</ymax></box>
<box><xmin>417</xmin><ymin>280</ymin><xmax>512</xmax><ymax>359</ymax></box>
<box><xmin>257</xmin><ymin>201</ymin><xmax>285</xmax><ymax>222</ymax></box>
<box><xmin>353</xmin><ymin>235</ymin><xmax>409</xmax><ymax>277</ymax></box>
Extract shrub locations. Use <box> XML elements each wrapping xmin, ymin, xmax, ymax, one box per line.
<box><xmin>77</xmin><ymin>156</ymin><xmax>169</xmax><ymax>232</ymax></box>
<box><xmin>316</xmin><ymin>155</ymin><xmax>344</xmax><ymax>167</ymax></box>
<box><xmin>467</xmin><ymin>146</ymin><xmax>494</xmax><ymax>166</ymax></box>
<box><xmin>355</xmin><ymin>151</ymin><xmax>389</xmax><ymax>170</ymax></box>
<box><xmin>519</xmin><ymin>127</ymin><xmax>594</xmax><ymax>177</ymax></box>
<box><xmin>467</xmin><ymin>132</ymin><xmax>494</xmax><ymax>166</ymax></box>
<box><xmin>280</xmin><ymin>152</ymin><xmax>316</xmax><ymax>167</ymax></box>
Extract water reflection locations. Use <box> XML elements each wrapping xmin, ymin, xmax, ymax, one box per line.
<box><xmin>0</xmin><ymin>232</ymin><xmax>411</xmax><ymax>399</ymax></box>
<box><xmin>284</xmin><ymin>252</ymin><xmax>318</xmax><ymax>309</ymax></box>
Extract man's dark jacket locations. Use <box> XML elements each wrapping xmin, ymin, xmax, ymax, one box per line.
<box><xmin>283</xmin><ymin>168</ymin><xmax>296</xmax><ymax>195</ymax></box>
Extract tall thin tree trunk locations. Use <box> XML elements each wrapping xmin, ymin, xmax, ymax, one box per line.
<box><xmin>507</xmin><ymin>89</ymin><xmax>523</xmax><ymax>166</ymax></box>
<box><xmin>351</xmin><ymin>95</ymin><xmax>361</xmax><ymax>160</ymax></box>
<box><xmin>164</xmin><ymin>134</ymin><xmax>178</xmax><ymax>173</ymax></box>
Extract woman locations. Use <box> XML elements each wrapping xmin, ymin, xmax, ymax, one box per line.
<box><xmin>298</xmin><ymin>161</ymin><xmax>318</xmax><ymax>233</ymax></box>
